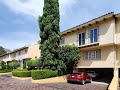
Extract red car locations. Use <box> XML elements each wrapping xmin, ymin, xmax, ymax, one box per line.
<box><xmin>67</xmin><ymin>72</ymin><xmax>92</xmax><ymax>85</ymax></box>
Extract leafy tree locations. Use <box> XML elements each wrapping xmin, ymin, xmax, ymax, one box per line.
<box><xmin>58</xmin><ymin>45</ymin><xmax>80</xmax><ymax>74</ymax></box>
<box><xmin>0</xmin><ymin>46</ymin><xmax>7</xmax><ymax>55</ymax></box>
<box><xmin>0</xmin><ymin>61</ymin><xmax>6</xmax><ymax>70</ymax></box>
<box><xmin>39</xmin><ymin>0</ymin><xmax>60</xmax><ymax>69</ymax></box>
<box><xmin>27</xmin><ymin>59</ymin><xmax>41</xmax><ymax>70</ymax></box>
<box><xmin>8</xmin><ymin>60</ymin><xmax>20</xmax><ymax>70</ymax></box>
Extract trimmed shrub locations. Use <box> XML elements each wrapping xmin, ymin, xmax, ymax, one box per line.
<box><xmin>0</xmin><ymin>69</ymin><xmax>11</xmax><ymax>73</ymax></box>
<box><xmin>31</xmin><ymin>70</ymin><xmax>58</xmax><ymax>80</ymax></box>
<box><xmin>12</xmin><ymin>71</ymin><xmax>31</xmax><ymax>77</ymax></box>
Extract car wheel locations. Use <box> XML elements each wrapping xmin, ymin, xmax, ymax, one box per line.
<box><xmin>67</xmin><ymin>80</ymin><xmax>70</xmax><ymax>83</ymax></box>
<box><xmin>89</xmin><ymin>78</ymin><xmax>92</xmax><ymax>83</ymax></box>
<box><xmin>81</xmin><ymin>79</ymin><xmax>85</xmax><ymax>85</ymax></box>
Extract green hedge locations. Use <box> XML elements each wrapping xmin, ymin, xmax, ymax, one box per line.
<box><xmin>12</xmin><ymin>71</ymin><xmax>31</xmax><ymax>77</ymax></box>
<box><xmin>31</xmin><ymin>70</ymin><xmax>58</xmax><ymax>80</ymax></box>
<box><xmin>0</xmin><ymin>70</ymin><xmax>11</xmax><ymax>73</ymax></box>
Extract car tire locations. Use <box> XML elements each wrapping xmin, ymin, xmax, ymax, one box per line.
<box><xmin>89</xmin><ymin>78</ymin><xmax>92</xmax><ymax>83</ymax></box>
<box><xmin>67</xmin><ymin>81</ymin><xmax>70</xmax><ymax>83</ymax></box>
<box><xmin>81</xmin><ymin>79</ymin><xmax>85</xmax><ymax>85</ymax></box>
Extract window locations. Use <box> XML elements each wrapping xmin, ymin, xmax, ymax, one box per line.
<box><xmin>25</xmin><ymin>49</ymin><xmax>27</xmax><ymax>53</ymax></box>
<box><xmin>12</xmin><ymin>53</ymin><xmax>16</xmax><ymax>58</ymax></box>
<box><xmin>90</xmin><ymin>28</ymin><xmax>99</xmax><ymax>43</ymax></box>
<box><xmin>88</xmin><ymin>51</ymin><xmax>96</xmax><ymax>59</ymax></box>
<box><xmin>19</xmin><ymin>52</ymin><xmax>21</xmax><ymax>55</ymax></box>
<box><xmin>85</xmin><ymin>50</ymin><xmax>101</xmax><ymax>60</ymax></box>
<box><xmin>79</xmin><ymin>32</ymin><xmax>85</xmax><ymax>46</ymax></box>
<box><xmin>60</xmin><ymin>38</ymin><xmax>65</xmax><ymax>44</ymax></box>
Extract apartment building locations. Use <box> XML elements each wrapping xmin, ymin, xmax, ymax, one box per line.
<box><xmin>0</xmin><ymin>43</ymin><xmax>40</xmax><ymax>68</ymax></box>
<box><xmin>61</xmin><ymin>12</ymin><xmax>120</xmax><ymax>78</ymax></box>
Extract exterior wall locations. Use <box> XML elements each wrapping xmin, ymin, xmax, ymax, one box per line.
<box><xmin>99</xmin><ymin>19</ymin><xmax>114</xmax><ymax>45</ymax></box>
<box><xmin>0</xmin><ymin>44</ymin><xmax>41</xmax><ymax>62</ymax></box>
<box><xmin>1</xmin><ymin>54</ymin><xmax>12</xmax><ymax>62</ymax></box>
<box><xmin>12</xmin><ymin>49</ymin><xmax>28</xmax><ymax>61</ymax></box>
<box><xmin>116</xmin><ymin>18</ymin><xmax>120</xmax><ymax>44</ymax></box>
<box><xmin>77</xmin><ymin>46</ymin><xmax>115</xmax><ymax>68</ymax></box>
<box><xmin>62</xmin><ymin>32</ymin><xmax>78</xmax><ymax>46</ymax></box>
<box><xmin>116</xmin><ymin>45</ymin><xmax>120</xmax><ymax>67</ymax></box>
<box><xmin>61</xmin><ymin>18</ymin><xmax>114</xmax><ymax>46</ymax></box>
<box><xmin>27</xmin><ymin>44</ymin><xmax>40</xmax><ymax>59</ymax></box>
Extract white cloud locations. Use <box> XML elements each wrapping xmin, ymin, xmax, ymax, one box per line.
<box><xmin>1</xmin><ymin>0</ymin><xmax>78</xmax><ymax>18</ymax></box>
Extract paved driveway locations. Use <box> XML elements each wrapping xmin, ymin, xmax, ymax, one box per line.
<box><xmin>0</xmin><ymin>74</ymin><xmax>108</xmax><ymax>90</ymax></box>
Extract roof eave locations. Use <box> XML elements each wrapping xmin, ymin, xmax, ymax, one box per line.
<box><xmin>61</xmin><ymin>12</ymin><xmax>114</xmax><ymax>35</ymax></box>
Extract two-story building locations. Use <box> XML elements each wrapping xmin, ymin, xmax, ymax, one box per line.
<box><xmin>0</xmin><ymin>43</ymin><xmax>41</xmax><ymax>68</ymax></box>
<box><xmin>61</xmin><ymin>12</ymin><xmax>120</xmax><ymax>78</ymax></box>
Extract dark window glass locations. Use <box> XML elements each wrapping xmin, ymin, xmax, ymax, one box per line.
<box><xmin>90</xmin><ymin>30</ymin><xmax>93</xmax><ymax>43</ymax></box>
<box><xmin>90</xmin><ymin>28</ymin><xmax>98</xmax><ymax>43</ymax></box>
<box><xmin>79</xmin><ymin>32</ymin><xmax>85</xmax><ymax>46</ymax></box>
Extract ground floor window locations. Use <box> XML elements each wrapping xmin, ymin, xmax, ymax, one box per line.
<box><xmin>85</xmin><ymin>50</ymin><xmax>101</xmax><ymax>60</ymax></box>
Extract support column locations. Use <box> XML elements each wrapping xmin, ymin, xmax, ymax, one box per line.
<box><xmin>20</xmin><ymin>60</ymin><xmax>23</xmax><ymax>69</ymax></box>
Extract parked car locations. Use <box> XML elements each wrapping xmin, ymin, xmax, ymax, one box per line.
<box><xmin>86</xmin><ymin>71</ymin><xmax>98</xmax><ymax>78</ymax></box>
<box><xmin>67</xmin><ymin>72</ymin><xmax>92</xmax><ymax>85</ymax></box>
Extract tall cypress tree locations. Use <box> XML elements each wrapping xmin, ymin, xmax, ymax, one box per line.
<box><xmin>39</xmin><ymin>0</ymin><xmax>60</xmax><ymax>69</ymax></box>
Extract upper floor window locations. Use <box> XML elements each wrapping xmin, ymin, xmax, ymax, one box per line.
<box><xmin>25</xmin><ymin>49</ymin><xmax>27</xmax><ymax>53</ymax></box>
<box><xmin>12</xmin><ymin>53</ymin><xmax>16</xmax><ymax>58</ymax></box>
<box><xmin>79</xmin><ymin>32</ymin><xmax>85</xmax><ymax>46</ymax></box>
<box><xmin>90</xmin><ymin>28</ymin><xmax>99</xmax><ymax>43</ymax></box>
<box><xmin>60</xmin><ymin>38</ymin><xmax>65</xmax><ymax>45</ymax></box>
<box><xmin>18</xmin><ymin>52</ymin><xmax>21</xmax><ymax>55</ymax></box>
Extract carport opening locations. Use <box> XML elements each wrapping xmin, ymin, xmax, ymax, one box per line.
<box><xmin>77</xmin><ymin>68</ymin><xmax>113</xmax><ymax>84</ymax></box>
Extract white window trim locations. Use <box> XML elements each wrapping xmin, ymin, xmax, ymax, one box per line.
<box><xmin>78</xmin><ymin>32</ymin><xmax>85</xmax><ymax>46</ymax></box>
<box><xmin>88</xmin><ymin>51</ymin><xmax>97</xmax><ymax>60</ymax></box>
<box><xmin>90</xmin><ymin>27</ymin><xmax>99</xmax><ymax>43</ymax></box>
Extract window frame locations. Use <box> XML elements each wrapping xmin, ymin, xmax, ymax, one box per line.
<box><xmin>85</xmin><ymin>50</ymin><xmax>101</xmax><ymax>60</ymax></box>
<box><xmin>90</xmin><ymin>27</ymin><xmax>99</xmax><ymax>43</ymax></box>
<box><xmin>78</xmin><ymin>32</ymin><xmax>86</xmax><ymax>46</ymax></box>
<box><xmin>88</xmin><ymin>51</ymin><xmax>97</xmax><ymax>60</ymax></box>
<box><xmin>60</xmin><ymin>38</ymin><xmax>65</xmax><ymax>45</ymax></box>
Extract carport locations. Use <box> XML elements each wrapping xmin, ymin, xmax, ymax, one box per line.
<box><xmin>76</xmin><ymin>68</ymin><xmax>113</xmax><ymax>84</ymax></box>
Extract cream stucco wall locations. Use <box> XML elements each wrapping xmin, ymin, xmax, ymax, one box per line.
<box><xmin>116</xmin><ymin>18</ymin><xmax>120</xmax><ymax>45</ymax></box>
<box><xmin>99</xmin><ymin>19</ymin><xmax>114</xmax><ymax>45</ymax></box>
<box><xmin>27</xmin><ymin>44</ymin><xmax>41</xmax><ymax>59</ymax></box>
<box><xmin>62</xmin><ymin>18</ymin><xmax>115</xmax><ymax>47</ymax></box>
<box><xmin>0</xmin><ymin>44</ymin><xmax>41</xmax><ymax>62</ymax></box>
<box><xmin>62</xmin><ymin>32</ymin><xmax>78</xmax><ymax>46</ymax></box>
<box><xmin>77</xmin><ymin>46</ymin><xmax>115</xmax><ymax>68</ymax></box>
<box><xmin>116</xmin><ymin>45</ymin><xmax>120</xmax><ymax>67</ymax></box>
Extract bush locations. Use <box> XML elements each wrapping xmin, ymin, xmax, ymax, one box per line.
<box><xmin>8</xmin><ymin>60</ymin><xmax>20</xmax><ymax>70</ymax></box>
<box><xmin>31</xmin><ymin>70</ymin><xmax>58</xmax><ymax>80</ymax></box>
<box><xmin>7</xmin><ymin>61</ymin><xmax>12</xmax><ymax>70</ymax></box>
<box><xmin>27</xmin><ymin>59</ymin><xmax>41</xmax><ymax>70</ymax></box>
<box><xmin>0</xmin><ymin>61</ymin><xmax>6</xmax><ymax>70</ymax></box>
<box><xmin>58</xmin><ymin>45</ymin><xmax>80</xmax><ymax>74</ymax></box>
<box><xmin>0</xmin><ymin>69</ymin><xmax>11</xmax><ymax>73</ymax></box>
<box><xmin>12</xmin><ymin>71</ymin><xmax>31</xmax><ymax>77</ymax></box>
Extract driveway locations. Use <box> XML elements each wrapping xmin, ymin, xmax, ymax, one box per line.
<box><xmin>0</xmin><ymin>74</ymin><xmax>108</xmax><ymax>90</ymax></box>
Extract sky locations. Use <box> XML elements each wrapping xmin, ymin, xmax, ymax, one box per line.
<box><xmin>0</xmin><ymin>0</ymin><xmax>120</xmax><ymax>50</ymax></box>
